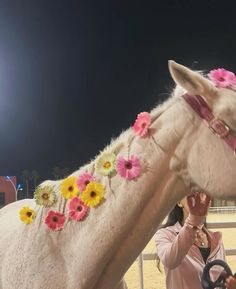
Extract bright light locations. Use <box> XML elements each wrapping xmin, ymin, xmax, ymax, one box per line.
<box><xmin>17</xmin><ymin>184</ymin><xmax>23</xmax><ymax>191</ymax></box>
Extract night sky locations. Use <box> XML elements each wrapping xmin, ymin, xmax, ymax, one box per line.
<box><xmin>1</xmin><ymin>1</ymin><xmax>236</xmax><ymax>183</ymax></box>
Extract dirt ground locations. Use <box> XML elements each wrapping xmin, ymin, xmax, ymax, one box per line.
<box><xmin>124</xmin><ymin>213</ymin><xmax>236</xmax><ymax>289</ymax></box>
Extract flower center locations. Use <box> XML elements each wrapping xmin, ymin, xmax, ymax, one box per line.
<box><xmin>42</xmin><ymin>193</ymin><xmax>49</xmax><ymax>200</ymax></box>
<box><xmin>26</xmin><ymin>212</ymin><xmax>32</xmax><ymax>217</ymax></box>
<box><xmin>125</xmin><ymin>161</ymin><xmax>133</xmax><ymax>170</ymax></box>
<box><xmin>76</xmin><ymin>205</ymin><xmax>82</xmax><ymax>212</ymax></box>
<box><xmin>90</xmin><ymin>191</ymin><xmax>97</xmax><ymax>198</ymax></box>
<box><xmin>52</xmin><ymin>216</ymin><xmax>58</xmax><ymax>223</ymax></box>
<box><xmin>85</xmin><ymin>180</ymin><xmax>90</xmax><ymax>185</ymax></box>
<box><xmin>68</xmin><ymin>186</ymin><xmax>73</xmax><ymax>192</ymax></box>
<box><xmin>141</xmin><ymin>122</ymin><xmax>147</xmax><ymax>128</ymax></box>
<box><xmin>103</xmin><ymin>161</ymin><xmax>111</xmax><ymax>169</ymax></box>
<box><xmin>219</xmin><ymin>77</ymin><xmax>225</xmax><ymax>82</ymax></box>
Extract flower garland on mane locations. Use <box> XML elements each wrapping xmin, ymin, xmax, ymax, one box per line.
<box><xmin>19</xmin><ymin>109</ymin><xmax>151</xmax><ymax>231</ymax></box>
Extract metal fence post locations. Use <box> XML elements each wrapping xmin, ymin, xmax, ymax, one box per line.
<box><xmin>138</xmin><ymin>253</ymin><xmax>144</xmax><ymax>289</ymax></box>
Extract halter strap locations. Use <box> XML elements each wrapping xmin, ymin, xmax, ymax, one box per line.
<box><xmin>182</xmin><ymin>93</ymin><xmax>236</xmax><ymax>154</ymax></box>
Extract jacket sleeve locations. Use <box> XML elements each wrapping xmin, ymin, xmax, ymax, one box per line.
<box><xmin>220</xmin><ymin>236</ymin><xmax>226</xmax><ymax>262</ymax></box>
<box><xmin>155</xmin><ymin>215</ymin><xmax>205</xmax><ymax>269</ymax></box>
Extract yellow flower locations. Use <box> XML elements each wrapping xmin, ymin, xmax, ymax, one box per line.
<box><xmin>95</xmin><ymin>153</ymin><xmax>116</xmax><ymax>176</ymax></box>
<box><xmin>19</xmin><ymin>206</ymin><xmax>36</xmax><ymax>225</ymax></box>
<box><xmin>34</xmin><ymin>186</ymin><xmax>57</xmax><ymax>207</ymax></box>
<box><xmin>81</xmin><ymin>182</ymin><xmax>105</xmax><ymax>207</ymax></box>
<box><xmin>61</xmin><ymin>176</ymin><xmax>79</xmax><ymax>199</ymax></box>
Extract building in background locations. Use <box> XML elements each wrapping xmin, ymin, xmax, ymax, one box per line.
<box><xmin>0</xmin><ymin>176</ymin><xmax>16</xmax><ymax>208</ymax></box>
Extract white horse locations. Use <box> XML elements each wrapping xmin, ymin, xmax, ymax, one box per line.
<box><xmin>1</xmin><ymin>61</ymin><xmax>236</xmax><ymax>289</ymax></box>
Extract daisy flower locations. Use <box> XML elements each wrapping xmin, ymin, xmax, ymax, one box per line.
<box><xmin>132</xmin><ymin>112</ymin><xmax>151</xmax><ymax>137</ymax></box>
<box><xmin>208</xmin><ymin>68</ymin><xmax>236</xmax><ymax>88</ymax></box>
<box><xmin>45</xmin><ymin>210</ymin><xmax>65</xmax><ymax>231</ymax></box>
<box><xmin>34</xmin><ymin>186</ymin><xmax>57</xmax><ymax>207</ymax></box>
<box><xmin>116</xmin><ymin>155</ymin><xmax>141</xmax><ymax>180</ymax></box>
<box><xmin>76</xmin><ymin>172</ymin><xmax>95</xmax><ymax>191</ymax></box>
<box><xmin>95</xmin><ymin>153</ymin><xmax>116</xmax><ymax>176</ymax></box>
<box><xmin>61</xmin><ymin>176</ymin><xmax>79</xmax><ymax>199</ymax></box>
<box><xmin>68</xmin><ymin>197</ymin><xmax>89</xmax><ymax>221</ymax></box>
<box><xmin>81</xmin><ymin>182</ymin><xmax>105</xmax><ymax>207</ymax></box>
<box><xmin>19</xmin><ymin>206</ymin><xmax>36</xmax><ymax>225</ymax></box>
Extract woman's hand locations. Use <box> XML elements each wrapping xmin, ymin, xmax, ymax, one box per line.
<box><xmin>225</xmin><ymin>275</ymin><xmax>236</xmax><ymax>289</ymax></box>
<box><xmin>187</xmin><ymin>192</ymin><xmax>211</xmax><ymax>216</ymax></box>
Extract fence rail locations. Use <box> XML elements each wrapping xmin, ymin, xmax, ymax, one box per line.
<box><xmin>209</xmin><ymin>206</ymin><xmax>236</xmax><ymax>213</ymax></box>
<box><xmin>207</xmin><ymin>221</ymin><xmax>236</xmax><ymax>229</ymax></box>
<box><xmin>136</xmin><ymin>219</ymin><xmax>236</xmax><ymax>289</ymax></box>
<box><xmin>141</xmin><ymin>249</ymin><xmax>236</xmax><ymax>261</ymax></box>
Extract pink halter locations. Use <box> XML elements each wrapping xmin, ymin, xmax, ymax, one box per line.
<box><xmin>182</xmin><ymin>93</ymin><xmax>236</xmax><ymax>154</ymax></box>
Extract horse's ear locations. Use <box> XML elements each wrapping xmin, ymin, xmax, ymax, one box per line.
<box><xmin>168</xmin><ymin>60</ymin><xmax>216</xmax><ymax>96</ymax></box>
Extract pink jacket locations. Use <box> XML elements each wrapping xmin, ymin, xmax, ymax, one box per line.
<box><xmin>155</xmin><ymin>219</ymin><xmax>225</xmax><ymax>289</ymax></box>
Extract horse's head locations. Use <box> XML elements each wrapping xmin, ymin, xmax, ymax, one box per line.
<box><xmin>169</xmin><ymin>60</ymin><xmax>236</xmax><ymax>200</ymax></box>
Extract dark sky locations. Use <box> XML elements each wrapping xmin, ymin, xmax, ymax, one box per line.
<box><xmin>1</xmin><ymin>0</ymin><xmax>236</xmax><ymax>182</ymax></box>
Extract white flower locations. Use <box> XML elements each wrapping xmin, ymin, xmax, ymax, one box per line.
<box><xmin>95</xmin><ymin>153</ymin><xmax>116</xmax><ymax>176</ymax></box>
<box><xmin>34</xmin><ymin>186</ymin><xmax>57</xmax><ymax>207</ymax></box>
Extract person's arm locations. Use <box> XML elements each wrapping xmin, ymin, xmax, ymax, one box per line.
<box><xmin>155</xmin><ymin>214</ymin><xmax>204</xmax><ymax>269</ymax></box>
<box><xmin>155</xmin><ymin>192</ymin><xmax>211</xmax><ymax>269</ymax></box>
<box><xmin>221</xmin><ymin>237</ymin><xmax>226</xmax><ymax>262</ymax></box>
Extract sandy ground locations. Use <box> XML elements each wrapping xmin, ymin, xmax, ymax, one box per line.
<box><xmin>124</xmin><ymin>213</ymin><xmax>236</xmax><ymax>289</ymax></box>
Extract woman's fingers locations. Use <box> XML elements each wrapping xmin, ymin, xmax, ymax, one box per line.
<box><xmin>200</xmin><ymin>192</ymin><xmax>206</xmax><ymax>201</ymax></box>
<box><xmin>187</xmin><ymin>195</ymin><xmax>195</xmax><ymax>208</ymax></box>
<box><xmin>191</xmin><ymin>192</ymin><xmax>211</xmax><ymax>205</ymax></box>
<box><xmin>187</xmin><ymin>192</ymin><xmax>212</xmax><ymax>216</ymax></box>
<box><xmin>225</xmin><ymin>275</ymin><xmax>236</xmax><ymax>288</ymax></box>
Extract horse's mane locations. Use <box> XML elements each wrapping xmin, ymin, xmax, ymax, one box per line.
<box><xmin>40</xmin><ymin>93</ymin><xmax>179</xmax><ymax>191</ymax></box>
<box><xmin>33</xmin><ymin>84</ymin><xmax>190</xmax><ymax>230</ymax></box>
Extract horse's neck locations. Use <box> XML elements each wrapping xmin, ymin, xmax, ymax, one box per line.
<box><xmin>69</xmin><ymin>98</ymin><xmax>193</xmax><ymax>289</ymax></box>
<box><xmin>95</xmin><ymin>173</ymin><xmax>187</xmax><ymax>289</ymax></box>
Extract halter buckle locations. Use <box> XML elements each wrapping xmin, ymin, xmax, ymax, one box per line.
<box><xmin>208</xmin><ymin>118</ymin><xmax>230</xmax><ymax>138</ymax></box>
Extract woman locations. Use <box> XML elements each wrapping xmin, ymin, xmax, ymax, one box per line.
<box><xmin>155</xmin><ymin>192</ymin><xmax>226</xmax><ymax>289</ymax></box>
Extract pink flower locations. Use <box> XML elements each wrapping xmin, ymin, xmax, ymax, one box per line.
<box><xmin>45</xmin><ymin>210</ymin><xmax>66</xmax><ymax>231</ymax></box>
<box><xmin>132</xmin><ymin>112</ymin><xmax>151</xmax><ymax>137</ymax></box>
<box><xmin>68</xmin><ymin>197</ymin><xmax>89</xmax><ymax>221</ymax></box>
<box><xmin>76</xmin><ymin>173</ymin><xmax>95</xmax><ymax>191</ymax></box>
<box><xmin>208</xmin><ymin>68</ymin><xmax>236</xmax><ymax>88</ymax></box>
<box><xmin>116</xmin><ymin>155</ymin><xmax>141</xmax><ymax>180</ymax></box>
